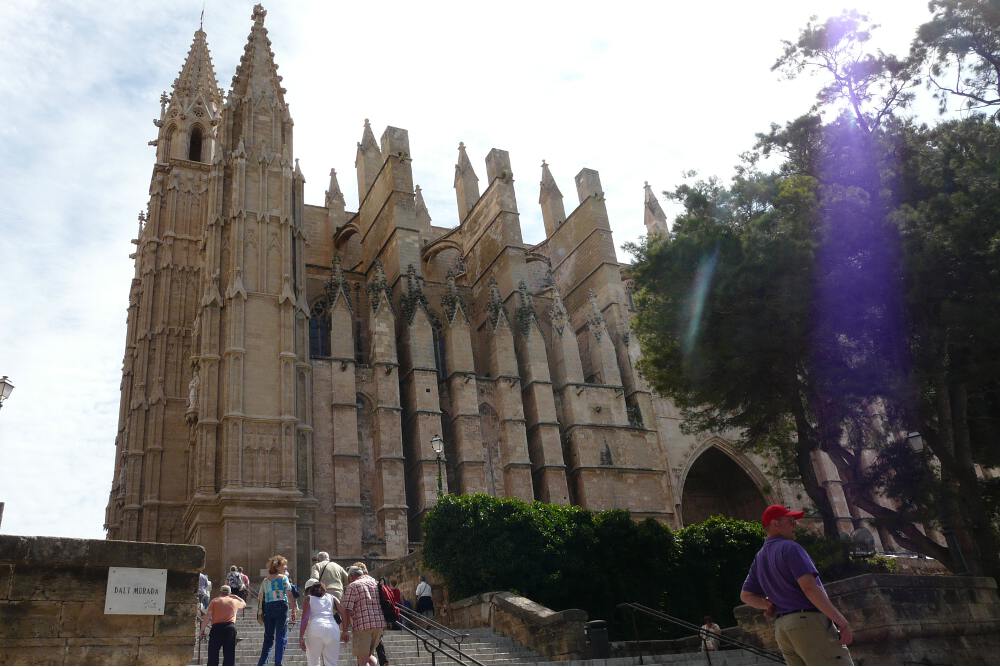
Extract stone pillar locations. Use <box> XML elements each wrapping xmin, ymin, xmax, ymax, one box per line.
<box><xmin>398</xmin><ymin>265</ymin><xmax>447</xmax><ymax>535</ymax></box>
<box><xmin>485</xmin><ymin>280</ymin><xmax>534</xmax><ymax>501</ymax></box>
<box><xmin>367</xmin><ymin>262</ymin><xmax>408</xmax><ymax>557</ymax></box>
<box><xmin>440</xmin><ymin>274</ymin><xmax>487</xmax><ymax>494</ymax></box>
<box><xmin>326</xmin><ymin>259</ymin><xmax>363</xmax><ymax>557</ymax></box>
<box><xmin>513</xmin><ymin>282</ymin><xmax>569</xmax><ymax>504</ymax></box>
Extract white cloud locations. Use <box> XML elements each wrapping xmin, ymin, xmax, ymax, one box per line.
<box><xmin>0</xmin><ymin>0</ymin><xmax>934</xmax><ymax>538</ymax></box>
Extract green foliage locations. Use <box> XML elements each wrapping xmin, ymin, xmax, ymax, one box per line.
<box><xmin>772</xmin><ymin>10</ymin><xmax>918</xmax><ymax>133</ymax></box>
<box><xmin>665</xmin><ymin>516</ymin><xmax>765</xmax><ymax>629</ymax></box>
<box><xmin>912</xmin><ymin>0</ymin><xmax>1000</xmax><ymax>115</ymax></box>
<box><xmin>424</xmin><ymin>498</ymin><xmax>898</xmax><ymax>639</ymax></box>
<box><xmin>794</xmin><ymin>530</ymin><xmax>897</xmax><ymax>581</ymax></box>
<box><xmin>422</xmin><ymin>493</ymin><xmax>676</xmax><ymax>633</ymax></box>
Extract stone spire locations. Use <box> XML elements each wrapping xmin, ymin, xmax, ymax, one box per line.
<box><xmin>399</xmin><ymin>264</ymin><xmax>430</xmax><ymax>324</ymax></box>
<box><xmin>414</xmin><ymin>185</ymin><xmax>432</xmax><ymax>228</ymax></box>
<box><xmin>486</xmin><ymin>277</ymin><xmax>509</xmax><ymax>330</ymax></box>
<box><xmin>586</xmin><ymin>289</ymin><xmax>607</xmax><ymax>340</ymax></box>
<box><xmin>229</xmin><ymin>4</ymin><xmax>286</xmax><ymax>106</ymax></box>
<box><xmin>539</xmin><ymin>160</ymin><xmax>566</xmax><ymax>238</ymax></box>
<box><xmin>324</xmin><ymin>255</ymin><xmax>352</xmax><ymax>312</ymax></box>
<box><xmin>454</xmin><ymin>142</ymin><xmax>480</xmax><ymax>221</ymax></box>
<box><xmin>356</xmin><ymin>119</ymin><xmax>382</xmax><ymax>202</ymax></box>
<box><xmin>172</xmin><ymin>28</ymin><xmax>222</xmax><ymax>105</ymax></box>
<box><xmin>154</xmin><ymin>26</ymin><xmax>222</xmax><ymax>162</ymax></box>
<box><xmin>548</xmin><ymin>287</ymin><xmax>570</xmax><ymax>336</ymax></box>
<box><xmin>367</xmin><ymin>260</ymin><xmax>393</xmax><ymax>314</ymax></box>
<box><xmin>441</xmin><ymin>271</ymin><xmax>467</xmax><ymax>324</ymax></box>
<box><xmin>643</xmin><ymin>182</ymin><xmax>669</xmax><ymax>237</ymax></box>
<box><xmin>325</xmin><ymin>168</ymin><xmax>345</xmax><ymax>211</ymax></box>
<box><xmin>515</xmin><ymin>280</ymin><xmax>538</xmax><ymax>336</ymax></box>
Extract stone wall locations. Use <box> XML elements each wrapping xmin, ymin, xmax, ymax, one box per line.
<box><xmin>449</xmin><ymin>591</ymin><xmax>589</xmax><ymax>661</ymax></box>
<box><xmin>0</xmin><ymin>535</ymin><xmax>204</xmax><ymax>665</ymax></box>
<box><xmin>735</xmin><ymin>573</ymin><xmax>1000</xmax><ymax>665</ymax></box>
<box><xmin>371</xmin><ymin>548</ymin><xmax>447</xmax><ymax>615</ymax></box>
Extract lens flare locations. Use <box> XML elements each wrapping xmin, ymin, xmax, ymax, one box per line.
<box><xmin>683</xmin><ymin>247</ymin><xmax>719</xmax><ymax>356</ymax></box>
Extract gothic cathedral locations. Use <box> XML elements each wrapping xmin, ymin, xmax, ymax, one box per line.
<box><xmin>106</xmin><ymin>6</ymin><xmax>844</xmax><ymax>581</ymax></box>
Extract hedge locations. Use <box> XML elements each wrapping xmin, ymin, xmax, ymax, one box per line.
<box><xmin>423</xmin><ymin>493</ymin><xmax>893</xmax><ymax>638</ymax></box>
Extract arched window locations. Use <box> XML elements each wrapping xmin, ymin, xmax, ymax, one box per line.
<box><xmin>188</xmin><ymin>126</ymin><xmax>203</xmax><ymax>162</ymax></box>
<box><xmin>163</xmin><ymin>125</ymin><xmax>176</xmax><ymax>161</ymax></box>
<box><xmin>309</xmin><ymin>299</ymin><xmax>331</xmax><ymax>358</ymax></box>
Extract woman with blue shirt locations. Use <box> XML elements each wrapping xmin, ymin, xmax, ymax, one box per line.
<box><xmin>257</xmin><ymin>555</ymin><xmax>297</xmax><ymax>666</ymax></box>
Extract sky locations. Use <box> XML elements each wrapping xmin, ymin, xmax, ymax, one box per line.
<box><xmin>0</xmin><ymin>0</ymin><xmax>938</xmax><ymax>539</ymax></box>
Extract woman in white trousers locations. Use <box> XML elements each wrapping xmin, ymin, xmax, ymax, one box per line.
<box><xmin>299</xmin><ymin>578</ymin><xmax>342</xmax><ymax>666</ymax></box>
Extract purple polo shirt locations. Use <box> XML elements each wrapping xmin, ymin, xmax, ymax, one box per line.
<box><xmin>742</xmin><ymin>537</ymin><xmax>822</xmax><ymax>615</ymax></box>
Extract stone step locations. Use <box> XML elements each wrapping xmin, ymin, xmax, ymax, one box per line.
<box><xmin>195</xmin><ymin>622</ymin><xmax>551</xmax><ymax>666</ymax></box>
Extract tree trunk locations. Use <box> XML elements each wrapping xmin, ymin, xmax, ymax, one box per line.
<box><xmin>949</xmin><ymin>381</ymin><xmax>999</xmax><ymax>579</ymax></box>
<box><xmin>790</xmin><ymin>400</ymin><xmax>840</xmax><ymax>538</ymax></box>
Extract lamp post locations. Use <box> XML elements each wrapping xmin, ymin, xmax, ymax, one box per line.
<box><xmin>0</xmin><ymin>376</ymin><xmax>13</xmax><ymax>411</ymax></box>
<box><xmin>431</xmin><ymin>434</ymin><xmax>445</xmax><ymax>498</ymax></box>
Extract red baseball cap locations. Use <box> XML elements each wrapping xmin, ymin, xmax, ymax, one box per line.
<box><xmin>762</xmin><ymin>505</ymin><xmax>804</xmax><ymax>527</ymax></box>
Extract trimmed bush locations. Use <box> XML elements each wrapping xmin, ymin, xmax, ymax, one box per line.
<box><xmin>423</xmin><ymin>495</ymin><xmax>891</xmax><ymax>638</ymax></box>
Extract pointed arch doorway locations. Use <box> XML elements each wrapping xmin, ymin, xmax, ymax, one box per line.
<box><xmin>680</xmin><ymin>446</ymin><xmax>768</xmax><ymax>525</ymax></box>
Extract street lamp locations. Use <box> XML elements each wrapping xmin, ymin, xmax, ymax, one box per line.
<box><xmin>430</xmin><ymin>434</ymin><xmax>445</xmax><ymax>498</ymax></box>
<box><xmin>0</xmin><ymin>376</ymin><xmax>13</xmax><ymax>411</ymax></box>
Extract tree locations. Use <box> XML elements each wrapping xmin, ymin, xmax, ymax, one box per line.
<box><xmin>884</xmin><ymin>117</ymin><xmax>1000</xmax><ymax>577</ymax></box>
<box><xmin>773</xmin><ymin>10</ymin><xmax>920</xmax><ymax>134</ymax></box>
<box><xmin>629</xmin><ymin>113</ymin><xmax>1000</xmax><ymax>578</ymax></box>
<box><xmin>912</xmin><ymin>0</ymin><xmax>1000</xmax><ymax>116</ymax></box>
<box><xmin>631</xmin><ymin>119</ymin><xmax>904</xmax><ymax>542</ymax></box>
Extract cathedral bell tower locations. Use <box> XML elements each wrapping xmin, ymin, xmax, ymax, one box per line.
<box><xmin>105</xmin><ymin>26</ymin><xmax>222</xmax><ymax>542</ymax></box>
<box><xmin>184</xmin><ymin>5</ymin><xmax>313</xmax><ymax>579</ymax></box>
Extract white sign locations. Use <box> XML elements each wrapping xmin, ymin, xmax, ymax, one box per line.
<box><xmin>104</xmin><ymin>567</ymin><xmax>167</xmax><ymax>615</ymax></box>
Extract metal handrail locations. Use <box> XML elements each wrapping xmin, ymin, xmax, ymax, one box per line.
<box><xmin>396</xmin><ymin>603</ymin><xmax>470</xmax><ymax>648</ymax></box>
<box><xmin>616</xmin><ymin>602</ymin><xmax>784</xmax><ymax>664</ymax></box>
<box><xmin>389</xmin><ymin>609</ymin><xmax>484</xmax><ymax>666</ymax></box>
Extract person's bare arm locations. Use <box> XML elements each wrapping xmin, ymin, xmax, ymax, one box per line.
<box><xmin>740</xmin><ymin>590</ymin><xmax>776</xmax><ymax>619</ymax></box>
<box><xmin>796</xmin><ymin>574</ymin><xmax>853</xmax><ymax>645</ymax></box>
<box><xmin>340</xmin><ymin>607</ymin><xmax>353</xmax><ymax>642</ymax></box>
<box><xmin>287</xmin><ymin>585</ymin><xmax>297</xmax><ymax>622</ymax></box>
<box><xmin>299</xmin><ymin>596</ymin><xmax>311</xmax><ymax>649</ymax></box>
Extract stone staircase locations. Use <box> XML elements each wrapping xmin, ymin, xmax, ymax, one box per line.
<box><xmin>193</xmin><ymin>607</ymin><xmax>552</xmax><ymax>665</ymax></box>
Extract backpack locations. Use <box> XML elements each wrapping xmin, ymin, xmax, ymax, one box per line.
<box><xmin>377</xmin><ymin>578</ymin><xmax>399</xmax><ymax>625</ymax></box>
<box><xmin>227</xmin><ymin>571</ymin><xmax>244</xmax><ymax>590</ymax></box>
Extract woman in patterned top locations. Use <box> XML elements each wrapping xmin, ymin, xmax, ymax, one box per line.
<box><xmin>257</xmin><ymin>555</ymin><xmax>297</xmax><ymax>666</ymax></box>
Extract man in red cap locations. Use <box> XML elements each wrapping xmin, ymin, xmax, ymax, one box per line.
<box><xmin>740</xmin><ymin>505</ymin><xmax>854</xmax><ymax>665</ymax></box>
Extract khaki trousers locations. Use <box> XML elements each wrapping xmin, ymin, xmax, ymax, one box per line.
<box><xmin>774</xmin><ymin>611</ymin><xmax>853</xmax><ymax>666</ymax></box>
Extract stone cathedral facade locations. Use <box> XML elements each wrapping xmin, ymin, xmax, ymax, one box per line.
<box><xmin>106</xmin><ymin>6</ymin><xmax>880</xmax><ymax>581</ymax></box>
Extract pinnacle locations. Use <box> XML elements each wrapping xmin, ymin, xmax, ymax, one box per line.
<box><xmin>414</xmin><ymin>184</ymin><xmax>432</xmax><ymax>224</ymax></box>
<box><xmin>539</xmin><ymin>160</ymin><xmax>562</xmax><ymax>200</ymax></box>
<box><xmin>326</xmin><ymin>168</ymin><xmax>344</xmax><ymax>202</ymax></box>
<box><xmin>229</xmin><ymin>3</ymin><xmax>286</xmax><ymax>105</ymax></box>
<box><xmin>171</xmin><ymin>27</ymin><xmax>221</xmax><ymax>105</ymax></box>
<box><xmin>456</xmin><ymin>142</ymin><xmax>473</xmax><ymax>171</ymax></box>
<box><xmin>644</xmin><ymin>181</ymin><xmax>668</xmax><ymax>235</ymax></box>
<box><xmin>455</xmin><ymin>142</ymin><xmax>477</xmax><ymax>180</ymax></box>
<box><xmin>359</xmin><ymin>119</ymin><xmax>379</xmax><ymax>152</ymax></box>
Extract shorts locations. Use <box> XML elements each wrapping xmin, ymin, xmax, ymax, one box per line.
<box><xmin>351</xmin><ymin>628</ymin><xmax>383</xmax><ymax>659</ymax></box>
